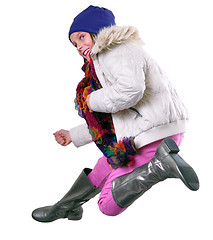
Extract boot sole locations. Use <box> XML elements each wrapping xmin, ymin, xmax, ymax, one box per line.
<box><xmin>164</xmin><ymin>138</ymin><xmax>199</xmax><ymax>191</ymax></box>
<box><xmin>67</xmin><ymin>207</ymin><xmax>83</xmax><ymax>221</ymax></box>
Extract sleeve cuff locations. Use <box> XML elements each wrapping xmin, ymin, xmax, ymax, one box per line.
<box><xmin>70</xmin><ymin>124</ymin><xmax>92</xmax><ymax>147</ymax></box>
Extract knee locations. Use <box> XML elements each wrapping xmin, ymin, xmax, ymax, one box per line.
<box><xmin>98</xmin><ymin>198</ymin><xmax>126</xmax><ymax>216</ymax></box>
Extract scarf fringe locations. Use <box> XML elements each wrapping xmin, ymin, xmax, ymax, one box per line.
<box><xmin>106</xmin><ymin>137</ymin><xmax>137</xmax><ymax>169</ymax></box>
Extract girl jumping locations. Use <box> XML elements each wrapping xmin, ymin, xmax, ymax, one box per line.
<box><xmin>32</xmin><ymin>5</ymin><xmax>199</xmax><ymax>222</ymax></box>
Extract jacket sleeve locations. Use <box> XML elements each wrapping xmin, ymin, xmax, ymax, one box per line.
<box><xmin>70</xmin><ymin>124</ymin><xmax>92</xmax><ymax>147</ymax></box>
<box><xmin>89</xmin><ymin>45</ymin><xmax>146</xmax><ymax>113</ymax></box>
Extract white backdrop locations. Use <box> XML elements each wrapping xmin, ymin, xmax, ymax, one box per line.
<box><xmin>0</xmin><ymin>0</ymin><xmax>212</xmax><ymax>239</ymax></box>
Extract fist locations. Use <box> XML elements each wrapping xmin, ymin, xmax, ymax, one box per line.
<box><xmin>53</xmin><ymin>129</ymin><xmax>72</xmax><ymax>146</ymax></box>
<box><xmin>86</xmin><ymin>94</ymin><xmax>93</xmax><ymax>112</ymax></box>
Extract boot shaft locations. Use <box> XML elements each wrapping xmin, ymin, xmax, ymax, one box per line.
<box><xmin>60</xmin><ymin>168</ymin><xmax>101</xmax><ymax>207</ymax></box>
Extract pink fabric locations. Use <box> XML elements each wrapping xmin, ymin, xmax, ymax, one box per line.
<box><xmin>88</xmin><ymin>134</ymin><xmax>184</xmax><ymax>216</ymax></box>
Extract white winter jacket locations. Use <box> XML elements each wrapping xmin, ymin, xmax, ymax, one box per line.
<box><xmin>70</xmin><ymin>26</ymin><xmax>188</xmax><ymax>149</ymax></box>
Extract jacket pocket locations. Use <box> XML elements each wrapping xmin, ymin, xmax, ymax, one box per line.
<box><xmin>129</xmin><ymin>107</ymin><xmax>143</xmax><ymax>118</ymax></box>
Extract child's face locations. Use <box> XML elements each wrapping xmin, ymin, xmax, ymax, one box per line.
<box><xmin>70</xmin><ymin>32</ymin><xmax>94</xmax><ymax>61</ymax></box>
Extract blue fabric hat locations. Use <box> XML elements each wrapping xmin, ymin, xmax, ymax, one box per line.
<box><xmin>69</xmin><ymin>5</ymin><xmax>115</xmax><ymax>39</ymax></box>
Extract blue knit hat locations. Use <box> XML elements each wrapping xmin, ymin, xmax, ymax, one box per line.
<box><xmin>69</xmin><ymin>5</ymin><xmax>115</xmax><ymax>39</ymax></box>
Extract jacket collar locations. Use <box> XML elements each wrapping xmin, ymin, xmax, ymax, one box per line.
<box><xmin>91</xmin><ymin>26</ymin><xmax>144</xmax><ymax>55</ymax></box>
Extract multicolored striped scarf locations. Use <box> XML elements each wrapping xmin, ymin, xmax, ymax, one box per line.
<box><xmin>75</xmin><ymin>57</ymin><xmax>137</xmax><ymax>169</ymax></box>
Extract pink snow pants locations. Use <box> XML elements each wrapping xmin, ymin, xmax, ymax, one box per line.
<box><xmin>88</xmin><ymin>134</ymin><xmax>184</xmax><ymax>216</ymax></box>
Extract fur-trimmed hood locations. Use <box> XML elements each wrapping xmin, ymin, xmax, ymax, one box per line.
<box><xmin>91</xmin><ymin>26</ymin><xmax>144</xmax><ymax>55</ymax></box>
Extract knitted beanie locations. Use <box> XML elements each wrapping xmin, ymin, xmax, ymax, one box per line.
<box><xmin>69</xmin><ymin>5</ymin><xmax>115</xmax><ymax>39</ymax></box>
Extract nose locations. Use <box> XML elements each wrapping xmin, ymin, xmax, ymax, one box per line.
<box><xmin>77</xmin><ymin>44</ymin><xmax>82</xmax><ymax>51</ymax></box>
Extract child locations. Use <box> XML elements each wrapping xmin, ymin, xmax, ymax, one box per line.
<box><xmin>32</xmin><ymin>5</ymin><xmax>199</xmax><ymax>222</ymax></box>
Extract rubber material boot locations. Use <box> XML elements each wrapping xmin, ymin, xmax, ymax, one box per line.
<box><xmin>32</xmin><ymin>168</ymin><xmax>101</xmax><ymax>222</ymax></box>
<box><xmin>111</xmin><ymin>138</ymin><xmax>199</xmax><ymax>208</ymax></box>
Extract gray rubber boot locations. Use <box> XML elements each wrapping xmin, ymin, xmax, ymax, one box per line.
<box><xmin>111</xmin><ymin>138</ymin><xmax>199</xmax><ymax>208</ymax></box>
<box><xmin>32</xmin><ymin>168</ymin><xmax>101</xmax><ymax>222</ymax></box>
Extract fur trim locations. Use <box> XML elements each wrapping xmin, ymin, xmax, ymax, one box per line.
<box><xmin>92</xmin><ymin>26</ymin><xmax>144</xmax><ymax>55</ymax></box>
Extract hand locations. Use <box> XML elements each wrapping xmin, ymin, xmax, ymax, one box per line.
<box><xmin>86</xmin><ymin>94</ymin><xmax>93</xmax><ymax>112</ymax></box>
<box><xmin>53</xmin><ymin>129</ymin><xmax>72</xmax><ymax>146</ymax></box>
